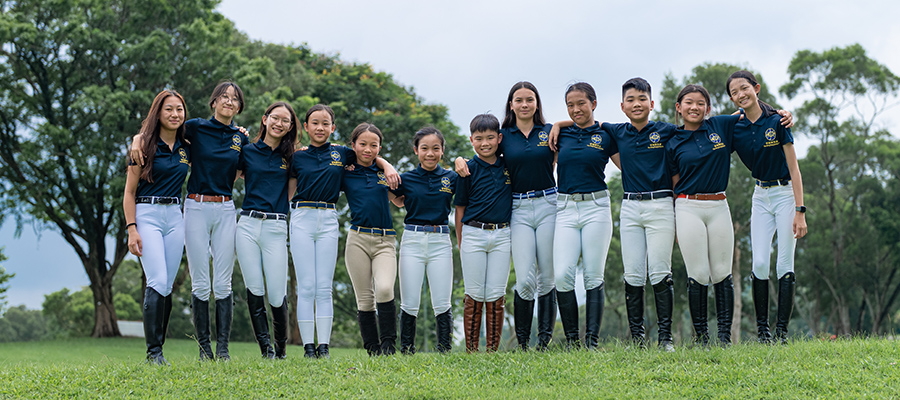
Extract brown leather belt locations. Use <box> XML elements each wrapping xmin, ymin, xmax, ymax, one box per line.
<box><xmin>677</xmin><ymin>193</ymin><xmax>726</xmax><ymax>201</ymax></box>
<box><xmin>187</xmin><ymin>194</ymin><xmax>232</xmax><ymax>202</ymax></box>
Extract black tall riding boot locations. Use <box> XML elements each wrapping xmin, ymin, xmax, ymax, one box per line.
<box><xmin>652</xmin><ymin>275</ymin><xmax>675</xmax><ymax>352</ymax></box>
<box><xmin>191</xmin><ymin>294</ymin><xmax>214</xmax><ymax>360</ymax></box>
<box><xmin>358</xmin><ymin>310</ymin><xmax>381</xmax><ymax>356</ymax></box>
<box><xmin>377</xmin><ymin>300</ymin><xmax>397</xmax><ymax>355</ymax></box>
<box><xmin>435</xmin><ymin>310</ymin><xmax>453</xmax><ymax>353</ymax></box>
<box><xmin>246</xmin><ymin>289</ymin><xmax>275</xmax><ymax>359</ymax></box>
<box><xmin>714</xmin><ymin>275</ymin><xmax>734</xmax><ymax>347</ymax></box>
<box><xmin>774</xmin><ymin>272</ymin><xmax>795</xmax><ymax>344</ymax></box>
<box><xmin>584</xmin><ymin>284</ymin><xmax>604</xmax><ymax>349</ymax></box>
<box><xmin>752</xmin><ymin>273</ymin><xmax>772</xmax><ymax>344</ymax></box>
<box><xmin>514</xmin><ymin>290</ymin><xmax>535</xmax><ymax>351</ymax></box>
<box><xmin>271</xmin><ymin>296</ymin><xmax>288</xmax><ymax>359</ymax></box>
<box><xmin>557</xmin><ymin>290</ymin><xmax>580</xmax><ymax>349</ymax></box>
<box><xmin>143</xmin><ymin>288</ymin><xmax>168</xmax><ymax>365</ymax></box>
<box><xmin>399</xmin><ymin>310</ymin><xmax>417</xmax><ymax>355</ymax></box>
<box><xmin>215</xmin><ymin>294</ymin><xmax>234</xmax><ymax>360</ymax></box>
<box><xmin>161</xmin><ymin>294</ymin><xmax>172</xmax><ymax>346</ymax></box>
<box><xmin>687</xmin><ymin>278</ymin><xmax>709</xmax><ymax>346</ymax></box>
<box><xmin>536</xmin><ymin>289</ymin><xmax>557</xmax><ymax>351</ymax></box>
<box><xmin>624</xmin><ymin>281</ymin><xmax>646</xmax><ymax>347</ymax></box>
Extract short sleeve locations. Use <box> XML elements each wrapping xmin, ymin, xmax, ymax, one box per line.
<box><xmin>453</xmin><ymin>175</ymin><xmax>470</xmax><ymax>207</ymax></box>
<box><xmin>781</xmin><ymin>125</ymin><xmax>794</xmax><ymax>145</ymax></box>
<box><xmin>289</xmin><ymin>150</ymin><xmax>302</xmax><ymax>178</ymax></box>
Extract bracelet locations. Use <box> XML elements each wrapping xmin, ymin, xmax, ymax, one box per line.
<box><xmin>125</xmin><ymin>222</ymin><xmax>137</xmax><ymax>229</ymax></box>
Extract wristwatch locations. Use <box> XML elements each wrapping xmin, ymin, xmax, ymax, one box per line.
<box><xmin>795</xmin><ymin>206</ymin><xmax>807</xmax><ymax>213</ymax></box>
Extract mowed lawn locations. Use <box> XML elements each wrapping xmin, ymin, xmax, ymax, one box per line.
<box><xmin>1</xmin><ymin>338</ymin><xmax>899</xmax><ymax>399</ymax></box>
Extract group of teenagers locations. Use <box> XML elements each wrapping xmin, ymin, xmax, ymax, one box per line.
<box><xmin>123</xmin><ymin>71</ymin><xmax>807</xmax><ymax>366</ymax></box>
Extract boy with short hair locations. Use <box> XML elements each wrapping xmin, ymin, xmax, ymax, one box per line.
<box><xmin>454</xmin><ymin>113</ymin><xmax>512</xmax><ymax>353</ymax></box>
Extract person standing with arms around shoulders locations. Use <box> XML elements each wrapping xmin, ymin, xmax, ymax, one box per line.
<box><xmin>727</xmin><ymin>71</ymin><xmax>806</xmax><ymax>344</ymax></box>
<box><xmin>600</xmin><ymin>78</ymin><xmax>679</xmax><ymax>351</ymax></box>
<box><xmin>666</xmin><ymin>84</ymin><xmax>744</xmax><ymax>347</ymax></box>
<box><xmin>455</xmin><ymin>82</ymin><xmax>558</xmax><ymax>351</ymax></box>
<box><xmin>392</xmin><ymin>127</ymin><xmax>457</xmax><ymax>354</ymax></box>
<box><xmin>342</xmin><ymin>123</ymin><xmax>402</xmax><ymax>356</ymax></box>
<box><xmin>553</xmin><ymin>83</ymin><xmax>617</xmax><ymax>349</ymax></box>
<box><xmin>123</xmin><ymin>90</ymin><xmax>189</xmax><ymax>365</ymax></box>
<box><xmin>454</xmin><ymin>114</ymin><xmax>512</xmax><ymax>353</ymax></box>
<box><xmin>235</xmin><ymin>101</ymin><xmax>298</xmax><ymax>359</ymax></box>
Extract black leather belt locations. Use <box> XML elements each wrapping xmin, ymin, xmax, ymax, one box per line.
<box><xmin>464</xmin><ymin>221</ymin><xmax>510</xmax><ymax>230</ymax></box>
<box><xmin>135</xmin><ymin>196</ymin><xmax>180</xmax><ymax>205</ymax></box>
<box><xmin>240</xmin><ymin>210</ymin><xmax>287</xmax><ymax>220</ymax></box>
<box><xmin>623</xmin><ymin>191</ymin><xmax>674</xmax><ymax>201</ymax></box>
<box><xmin>756</xmin><ymin>179</ymin><xmax>790</xmax><ymax>188</ymax></box>
<box><xmin>291</xmin><ymin>201</ymin><xmax>336</xmax><ymax>210</ymax></box>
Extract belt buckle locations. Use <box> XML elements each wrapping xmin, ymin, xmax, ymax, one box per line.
<box><xmin>633</xmin><ymin>193</ymin><xmax>643</xmax><ymax>200</ymax></box>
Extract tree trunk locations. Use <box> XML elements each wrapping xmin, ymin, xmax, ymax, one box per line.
<box><xmin>89</xmin><ymin>276</ymin><xmax>121</xmax><ymax>337</ymax></box>
<box><xmin>287</xmin><ymin>261</ymin><xmax>301</xmax><ymax>345</ymax></box>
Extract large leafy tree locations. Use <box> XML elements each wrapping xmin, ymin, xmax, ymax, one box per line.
<box><xmin>0</xmin><ymin>0</ymin><xmax>463</xmax><ymax>339</ymax></box>
<box><xmin>780</xmin><ymin>44</ymin><xmax>900</xmax><ymax>335</ymax></box>
<box><xmin>658</xmin><ymin>62</ymin><xmax>781</xmax><ymax>341</ymax></box>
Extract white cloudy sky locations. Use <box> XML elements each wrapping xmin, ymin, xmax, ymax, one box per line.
<box><xmin>2</xmin><ymin>0</ymin><xmax>899</xmax><ymax>309</ymax></box>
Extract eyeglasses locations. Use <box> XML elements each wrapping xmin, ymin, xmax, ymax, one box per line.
<box><xmin>219</xmin><ymin>94</ymin><xmax>241</xmax><ymax>105</ymax></box>
<box><xmin>267</xmin><ymin>115</ymin><xmax>292</xmax><ymax>126</ymax></box>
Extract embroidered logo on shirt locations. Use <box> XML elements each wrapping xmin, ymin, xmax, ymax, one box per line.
<box><xmin>763</xmin><ymin>127</ymin><xmax>780</xmax><ymax>147</ymax></box>
<box><xmin>538</xmin><ymin>131</ymin><xmax>549</xmax><ymax>147</ymax></box>
<box><xmin>329</xmin><ymin>150</ymin><xmax>343</xmax><ymax>167</ymax></box>
<box><xmin>280</xmin><ymin>158</ymin><xmax>288</xmax><ymax>170</ymax></box>
<box><xmin>440</xmin><ymin>176</ymin><xmax>452</xmax><ymax>193</ymax></box>
<box><xmin>588</xmin><ymin>134</ymin><xmax>604</xmax><ymax>150</ymax></box>
<box><xmin>377</xmin><ymin>171</ymin><xmax>389</xmax><ymax>186</ymax></box>
<box><xmin>504</xmin><ymin>169</ymin><xmax>511</xmax><ymax>185</ymax></box>
<box><xmin>230</xmin><ymin>134</ymin><xmax>243</xmax><ymax>151</ymax></box>
<box><xmin>648</xmin><ymin>132</ymin><xmax>663</xmax><ymax>149</ymax></box>
<box><xmin>709</xmin><ymin>132</ymin><xmax>725</xmax><ymax>150</ymax></box>
<box><xmin>178</xmin><ymin>148</ymin><xmax>189</xmax><ymax>164</ymax></box>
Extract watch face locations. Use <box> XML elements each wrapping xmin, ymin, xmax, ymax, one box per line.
<box><xmin>796</xmin><ymin>206</ymin><xmax>807</xmax><ymax>213</ymax></box>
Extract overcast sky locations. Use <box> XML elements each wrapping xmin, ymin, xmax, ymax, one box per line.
<box><xmin>3</xmin><ymin>0</ymin><xmax>898</xmax><ymax>309</ymax></box>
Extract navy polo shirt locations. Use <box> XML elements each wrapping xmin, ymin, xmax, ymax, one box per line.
<box><xmin>391</xmin><ymin>165</ymin><xmax>457</xmax><ymax>226</ymax></box>
<box><xmin>601</xmin><ymin>121</ymin><xmax>676</xmax><ymax>193</ymax></box>
<box><xmin>341</xmin><ymin>163</ymin><xmax>393</xmax><ymax>229</ymax></box>
<box><xmin>453</xmin><ymin>156</ymin><xmax>512</xmax><ymax>224</ymax></box>
<box><xmin>290</xmin><ymin>143</ymin><xmax>356</xmax><ymax>204</ymax></box>
<box><xmin>184</xmin><ymin>117</ymin><xmax>248</xmax><ymax>196</ymax></box>
<box><xmin>238</xmin><ymin>141</ymin><xmax>291</xmax><ymax>214</ymax></box>
<box><xmin>134</xmin><ymin>137</ymin><xmax>190</xmax><ymax>198</ymax></box>
<box><xmin>666</xmin><ymin>115</ymin><xmax>741</xmax><ymax>195</ymax></box>
<box><xmin>499</xmin><ymin>123</ymin><xmax>556</xmax><ymax>193</ymax></box>
<box><xmin>732</xmin><ymin>112</ymin><xmax>794</xmax><ymax>181</ymax></box>
<box><xmin>556</xmin><ymin>122</ymin><xmax>617</xmax><ymax>194</ymax></box>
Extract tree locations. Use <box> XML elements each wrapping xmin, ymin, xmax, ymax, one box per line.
<box><xmin>0</xmin><ymin>248</ymin><xmax>12</xmax><ymax>313</ymax></box>
<box><xmin>659</xmin><ymin>62</ymin><xmax>781</xmax><ymax>341</ymax></box>
<box><xmin>0</xmin><ymin>0</ymin><xmax>464</xmax><ymax>341</ymax></box>
<box><xmin>780</xmin><ymin>44</ymin><xmax>900</xmax><ymax>335</ymax></box>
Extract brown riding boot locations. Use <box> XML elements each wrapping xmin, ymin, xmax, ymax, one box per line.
<box><xmin>463</xmin><ymin>295</ymin><xmax>483</xmax><ymax>353</ymax></box>
<box><xmin>484</xmin><ymin>296</ymin><xmax>506</xmax><ymax>352</ymax></box>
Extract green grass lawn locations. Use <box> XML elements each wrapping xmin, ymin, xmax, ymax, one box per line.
<box><xmin>1</xmin><ymin>338</ymin><xmax>898</xmax><ymax>399</ymax></box>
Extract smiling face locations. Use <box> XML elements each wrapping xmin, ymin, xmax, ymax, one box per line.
<box><xmin>676</xmin><ymin>92</ymin><xmax>710</xmax><ymax>129</ymax></box>
<box><xmin>470</xmin><ymin>130</ymin><xmax>501</xmax><ymax>160</ymax></box>
<box><xmin>212</xmin><ymin>86</ymin><xmax>240</xmax><ymax>121</ymax></box>
<box><xmin>728</xmin><ymin>78</ymin><xmax>761</xmax><ymax>111</ymax></box>
<box><xmin>566</xmin><ymin>90</ymin><xmax>595</xmax><ymax>128</ymax></box>
<box><xmin>352</xmin><ymin>130</ymin><xmax>381</xmax><ymax>166</ymax></box>
<box><xmin>621</xmin><ymin>88</ymin><xmax>653</xmax><ymax>124</ymax></box>
<box><xmin>158</xmin><ymin>95</ymin><xmax>185</xmax><ymax>133</ymax></box>
<box><xmin>263</xmin><ymin>106</ymin><xmax>293</xmax><ymax>141</ymax></box>
<box><xmin>304</xmin><ymin>109</ymin><xmax>335</xmax><ymax>147</ymax></box>
<box><xmin>415</xmin><ymin>133</ymin><xmax>444</xmax><ymax>171</ymax></box>
<box><xmin>510</xmin><ymin>88</ymin><xmax>537</xmax><ymax>123</ymax></box>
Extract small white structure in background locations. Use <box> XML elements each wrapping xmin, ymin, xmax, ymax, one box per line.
<box><xmin>118</xmin><ymin>320</ymin><xmax>144</xmax><ymax>338</ymax></box>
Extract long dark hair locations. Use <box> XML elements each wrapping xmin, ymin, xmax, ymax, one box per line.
<box><xmin>255</xmin><ymin>101</ymin><xmax>299</xmax><ymax>161</ymax></box>
<box><xmin>502</xmin><ymin>81</ymin><xmax>545</xmax><ymax>129</ymax></box>
<box><xmin>137</xmin><ymin>90</ymin><xmax>187</xmax><ymax>182</ymax></box>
